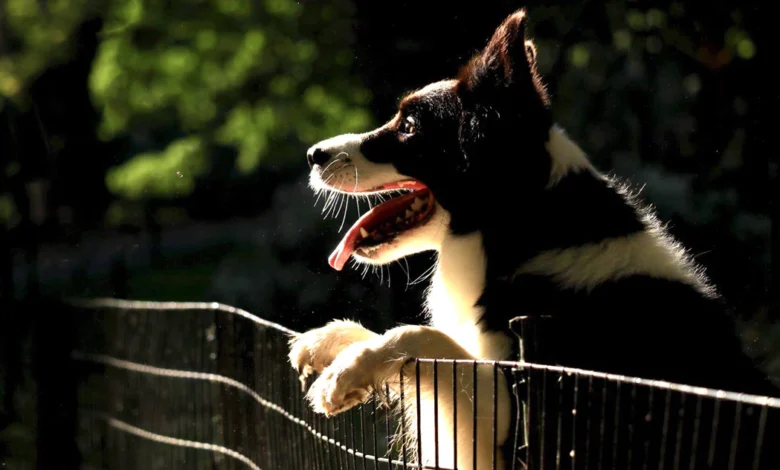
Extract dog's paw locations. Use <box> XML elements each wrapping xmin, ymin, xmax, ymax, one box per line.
<box><xmin>288</xmin><ymin>320</ymin><xmax>377</xmax><ymax>385</ymax></box>
<box><xmin>305</xmin><ymin>342</ymin><xmax>379</xmax><ymax>416</ymax></box>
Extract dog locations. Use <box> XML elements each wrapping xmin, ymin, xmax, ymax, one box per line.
<box><xmin>288</xmin><ymin>8</ymin><xmax>779</xmax><ymax>470</ymax></box>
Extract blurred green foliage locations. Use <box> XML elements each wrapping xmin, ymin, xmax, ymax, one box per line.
<box><xmin>0</xmin><ymin>0</ymin><xmax>94</xmax><ymax>100</ymax></box>
<box><xmin>2</xmin><ymin>0</ymin><xmax>373</xmax><ymax>200</ymax></box>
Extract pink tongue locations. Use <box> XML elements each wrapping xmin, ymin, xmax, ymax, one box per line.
<box><xmin>328</xmin><ymin>189</ymin><xmax>428</xmax><ymax>271</ymax></box>
<box><xmin>328</xmin><ymin>238</ymin><xmax>352</xmax><ymax>271</ymax></box>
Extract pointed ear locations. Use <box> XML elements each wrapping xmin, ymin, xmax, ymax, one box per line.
<box><xmin>457</xmin><ymin>9</ymin><xmax>549</xmax><ymax>106</ymax></box>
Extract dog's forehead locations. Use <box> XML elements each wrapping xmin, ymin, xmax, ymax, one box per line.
<box><xmin>400</xmin><ymin>79</ymin><xmax>458</xmax><ymax>110</ymax></box>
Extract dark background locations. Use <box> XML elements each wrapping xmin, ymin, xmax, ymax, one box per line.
<box><xmin>1</xmin><ymin>0</ymin><xmax>777</xmax><ymax>465</ymax></box>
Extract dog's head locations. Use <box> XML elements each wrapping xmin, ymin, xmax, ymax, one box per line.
<box><xmin>308</xmin><ymin>9</ymin><xmax>556</xmax><ymax>271</ymax></box>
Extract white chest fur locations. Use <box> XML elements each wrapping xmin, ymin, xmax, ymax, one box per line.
<box><xmin>424</xmin><ymin>232</ymin><xmax>513</xmax><ymax>360</ymax></box>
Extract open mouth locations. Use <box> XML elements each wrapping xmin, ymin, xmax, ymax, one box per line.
<box><xmin>328</xmin><ymin>180</ymin><xmax>436</xmax><ymax>271</ymax></box>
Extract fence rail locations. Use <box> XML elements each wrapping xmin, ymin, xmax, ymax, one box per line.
<box><xmin>34</xmin><ymin>298</ymin><xmax>779</xmax><ymax>469</ymax></box>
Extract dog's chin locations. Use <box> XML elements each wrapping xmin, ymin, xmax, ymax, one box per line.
<box><xmin>351</xmin><ymin>205</ymin><xmax>449</xmax><ymax>266</ymax></box>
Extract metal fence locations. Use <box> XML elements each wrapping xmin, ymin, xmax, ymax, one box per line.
<box><xmin>52</xmin><ymin>299</ymin><xmax>780</xmax><ymax>469</ymax></box>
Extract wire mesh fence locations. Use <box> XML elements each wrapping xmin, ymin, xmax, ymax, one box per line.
<box><xmin>54</xmin><ymin>299</ymin><xmax>780</xmax><ymax>469</ymax></box>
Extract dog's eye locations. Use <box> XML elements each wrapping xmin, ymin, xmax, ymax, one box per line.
<box><xmin>400</xmin><ymin>116</ymin><xmax>417</xmax><ymax>135</ymax></box>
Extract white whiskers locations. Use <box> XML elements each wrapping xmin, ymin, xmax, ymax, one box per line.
<box><xmin>309</xmin><ymin>157</ymin><xmax>437</xmax><ymax>289</ymax></box>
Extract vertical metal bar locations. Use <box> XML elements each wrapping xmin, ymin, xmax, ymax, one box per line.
<box><xmin>557</xmin><ymin>371</ymin><xmax>566</xmax><ymax>470</ymax></box>
<box><xmin>350</xmin><ymin>408</ymin><xmax>360</xmax><ymax>470</ymax></box>
<box><xmin>317</xmin><ymin>406</ymin><xmax>327</xmax><ymax>470</ymax></box>
<box><xmin>253</xmin><ymin>329</ymin><xmax>266</xmax><ymax>469</ymax></box>
<box><xmin>347</xmin><ymin>409</ymin><xmax>356</xmax><ymax>470</ymax></box>
<box><xmin>571</xmin><ymin>373</ymin><xmax>579</xmax><ymax>470</ymax></box>
<box><xmin>401</xmin><ymin>366</ymin><xmax>408</xmax><ymax>470</ymax></box>
<box><xmin>659</xmin><ymin>388</ymin><xmax>672</xmax><ymax>470</ymax></box>
<box><xmin>492</xmin><ymin>363</ymin><xmax>498</xmax><ymax>470</ymax></box>
<box><xmin>511</xmin><ymin>366</ymin><xmax>522</xmax><ymax>470</ymax></box>
<box><xmin>434</xmin><ymin>359</ymin><xmax>440</xmax><ymax>470</ymax></box>
<box><xmin>306</xmin><ymin>402</ymin><xmax>317</xmax><ymax>470</ymax></box>
<box><xmin>312</xmin><ymin>407</ymin><xmax>326</xmax><ymax>469</ymax></box>
<box><xmin>416</xmin><ymin>359</ymin><xmax>423</xmax><ymax>469</ymax></box>
<box><xmin>597</xmin><ymin>378</ymin><xmax>607</xmax><ymax>470</ymax></box>
<box><xmin>328</xmin><ymin>410</ymin><xmax>339</xmax><ymax>470</ymax></box>
<box><xmin>688</xmin><ymin>395</ymin><xmax>703</xmax><ymax>470</ymax></box>
<box><xmin>541</xmin><ymin>367</ymin><xmax>549</xmax><ymax>470</ymax></box>
<box><xmin>309</xmin><ymin>410</ymin><xmax>318</xmax><ymax>470</ymax></box>
<box><xmin>343</xmin><ymin>412</ymin><xmax>354</xmax><ymax>470</ymax></box>
<box><xmin>316</xmin><ymin>414</ymin><xmax>325</xmax><ymax>470</ymax></box>
<box><xmin>452</xmin><ymin>360</ymin><xmax>458</xmax><ymax>470</ymax></box>
<box><xmin>707</xmin><ymin>398</ymin><xmax>722</xmax><ymax>467</ymax></box>
<box><xmin>626</xmin><ymin>381</ymin><xmax>637</xmax><ymax>469</ymax></box>
<box><xmin>337</xmin><ymin>413</ymin><xmax>346</xmax><ymax>470</ymax></box>
<box><xmin>642</xmin><ymin>385</ymin><xmax>656</xmax><ymax>470</ymax></box>
<box><xmin>372</xmin><ymin>394</ymin><xmax>380</xmax><ymax>470</ymax></box>
<box><xmin>206</xmin><ymin>313</ymin><xmax>219</xmax><ymax>470</ymax></box>
<box><xmin>361</xmin><ymin>403</ymin><xmax>368</xmax><ymax>470</ymax></box>
<box><xmin>584</xmin><ymin>375</ymin><xmax>594</xmax><ymax>469</ymax></box>
<box><xmin>518</xmin><ymin>317</ymin><xmax>534</xmax><ymax>470</ymax></box>
<box><xmin>282</xmin><ymin>340</ymin><xmax>298</xmax><ymax>470</ymax></box>
<box><xmin>261</xmin><ymin>327</ymin><xmax>277</xmax><ymax>470</ymax></box>
<box><xmin>473</xmin><ymin>361</ymin><xmax>478</xmax><ymax>470</ymax></box>
<box><xmin>610</xmin><ymin>381</ymin><xmax>622</xmax><ymax>470</ymax></box>
<box><xmin>195</xmin><ymin>316</ymin><xmax>206</xmax><ymax>465</ymax></box>
<box><xmin>330</xmin><ymin>416</ymin><xmax>342</xmax><ymax>470</ymax></box>
<box><xmin>672</xmin><ymin>393</ymin><xmax>687</xmax><ymax>470</ymax></box>
<box><xmin>751</xmin><ymin>405</ymin><xmax>768</xmax><ymax>470</ymax></box>
<box><xmin>727</xmin><ymin>402</ymin><xmax>743</xmax><ymax>470</ymax></box>
<box><xmin>385</xmin><ymin>383</ymin><xmax>393</xmax><ymax>470</ymax></box>
<box><xmin>251</xmin><ymin>326</ymin><xmax>263</xmax><ymax>469</ymax></box>
<box><xmin>290</xmin><ymin>336</ymin><xmax>306</xmax><ymax>470</ymax></box>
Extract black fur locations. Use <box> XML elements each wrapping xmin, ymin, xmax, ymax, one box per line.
<box><xmin>355</xmin><ymin>8</ymin><xmax>778</xmax><ymax>469</ymax></box>
<box><xmin>357</xmin><ymin>7</ymin><xmax>777</xmax><ymax>396</ymax></box>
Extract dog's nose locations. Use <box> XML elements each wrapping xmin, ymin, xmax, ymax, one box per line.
<box><xmin>307</xmin><ymin>147</ymin><xmax>331</xmax><ymax>168</ymax></box>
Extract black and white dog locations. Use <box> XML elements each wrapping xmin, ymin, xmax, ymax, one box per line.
<box><xmin>289</xmin><ymin>9</ymin><xmax>778</xmax><ymax>470</ymax></box>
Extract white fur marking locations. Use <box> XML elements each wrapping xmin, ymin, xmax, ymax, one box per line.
<box><xmin>425</xmin><ymin>232</ymin><xmax>513</xmax><ymax>361</ymax></box>
<box><xmin>308</xmin><ymin>132</ymin><xmax>403</xmax><ymax>194</ymax></box>
<box><xmin>515</xmin><ymin>230</ymin><xmax>708</xmax><ymax>292</ymax></box>
<box><xmin>546</xmin><ymin>126</ymin><xmax>594</xmax><ymax>187</ymax></box>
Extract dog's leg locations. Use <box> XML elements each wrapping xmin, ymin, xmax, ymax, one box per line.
<box><xmin>306</xmin><ymin>325</ymin><xmax>512</xmax><ymax>470</ymax></box>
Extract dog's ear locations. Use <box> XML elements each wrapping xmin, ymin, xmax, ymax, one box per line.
<box><xmin>457</xmin><ymin>9</ymin><xmax>549</xmax><ymax>107</ymax></box>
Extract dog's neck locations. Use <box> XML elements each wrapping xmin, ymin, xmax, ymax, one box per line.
<box><xmin>419</xmin><ymin>126</ymin><xmax>711</xmax><ymax>361</ymax></box>
<box><xmin>420</xmin><ymin>126</ymin><xmax>588</xmax><ymax>361</ymax></box>
<box><xmin>424</xmin><ymin>231</ymin><xmax>514</xmax><ymax>360</ymax></box>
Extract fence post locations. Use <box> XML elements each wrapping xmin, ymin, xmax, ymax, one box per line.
<box><xmin>509</xmin><ymin>315</ymin><xmax>556</xmax><ymax>470</ymax></box>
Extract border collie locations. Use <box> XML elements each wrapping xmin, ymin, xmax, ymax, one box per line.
<box><xmin>289</xmin><ymin>9</ymin><xmax>778</xmax><ymax>470</ymax></box>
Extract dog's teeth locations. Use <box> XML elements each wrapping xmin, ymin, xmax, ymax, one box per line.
<box><xmin>396</xmin><ymin>217</ymin><xmax>403</xmax><ymax>223</ymax></box>
<box><xmin>405</xmin><ymin>209</ymin><xmax>414</xmax><ymax>218</ymax></box>
<box><xmin>411</xmin><ymin>197</ymin><xmax>424</xmax><ymax>211</ymax></box>
<box><xmin>360</xmin><ymin>227</ymin><xmax>369</xmax><ymax>238</ymax></box>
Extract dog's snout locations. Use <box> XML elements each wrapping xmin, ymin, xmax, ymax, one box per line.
<box><xmin>307</xmin><ymin>147</ymin><xmax>331</xmax><ymax>168</ymax></box>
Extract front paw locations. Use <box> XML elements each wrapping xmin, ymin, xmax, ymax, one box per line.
<box><xmin>306</xmin><ymin>343</ymin><xmax>381</xmax><ymax>416</ymax></box>
<box><xmin>288</xmin><ymin>320</ymin><xmax>377</xmax><ymax>385</ymax></box>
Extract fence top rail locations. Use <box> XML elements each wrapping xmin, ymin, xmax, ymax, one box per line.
<box><xmin>414</xmin><ymin>358</ymin><xmax>780</xmax><ymax>407</ymax></box>
<box><xmin>67</xmin><ymin>297</ymin><xmax>780</xmax><ymax>408</ymax></box>
<box><xmin>66</xmin><ymin>297</ymin><xmax>297</xmax><ymax>336</ymax></box>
